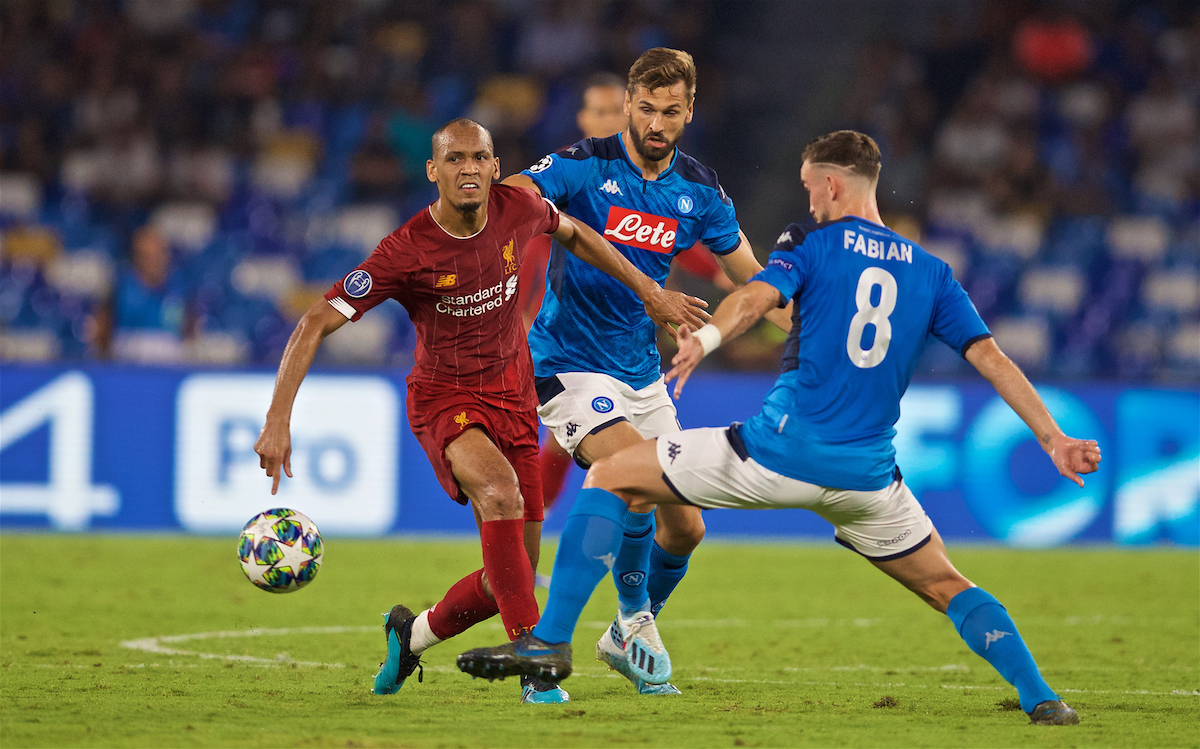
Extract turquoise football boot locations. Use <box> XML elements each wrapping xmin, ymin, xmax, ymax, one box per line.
<box><xmin>520</xmin><ymin>674</ymin><xmax>570</xmax><ymax>703</ymax></box>
<box><xmin>372</xmin><ymin>605</ymin><xmax>424</xmax><ymax>694</ymax></box>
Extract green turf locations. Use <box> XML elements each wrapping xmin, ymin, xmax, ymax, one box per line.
<box><xmin>1</xmin><ymin>534</ymin><xmax>1197</xmax><ymax>748</ymax></box>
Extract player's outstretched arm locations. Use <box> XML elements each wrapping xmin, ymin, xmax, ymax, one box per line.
<box><xmin>714</xmin><ymin>233</ymin><xmax>794</xmax><ymax>333</ymax></box>
<box><xmin>664</xmin><ymin>280</ymin><xmax>781</xmax><ymax>398</ymax></box>
<box><xmin>965</xmin><ymin>337</ymin><xmax>1101</xmax><ymax>486</ymax></box>
<box><xmin>551</xmin><ymin>212</ymin><xmax>711</xmax><ymax>334</ymax></box>
<box><xmin>254</xmin><ymin>300</ymin><xmax>348</xmax><ymax>494</ymax></box>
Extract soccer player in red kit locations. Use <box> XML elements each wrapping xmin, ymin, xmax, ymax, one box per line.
<box><xmin>254</xmin><ymin>118</ymin><xmax>708</xmax><ymax>704</ymax></box>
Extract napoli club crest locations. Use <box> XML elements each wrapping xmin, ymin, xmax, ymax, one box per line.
<box><xmin>591</xmin><ymin>397</ymin><xmax>614</xmax><ymax>413</ymax></box>
<box><xmin>344</xmin><ymin>270</ymin><xmax>372</xmax><ymax>298</ymax></box>
<box><xmin>677</xmin><ymin>194</ymin><xmax>695</xmax><ymax>215</ymax></box>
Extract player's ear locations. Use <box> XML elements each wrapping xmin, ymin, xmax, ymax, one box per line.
<box><xmin>426</xmin><ymin>159</ymin><xmax>437</xmax><ymax>183</ymax></box>
<box><xmin>492</xmin><ymin>156</ymin><xmax>501</xmax><ymax>182</ymax></box>
<box><xmin>623</xmin><ymin>89</ymin><xmax>632</xmax><ymax>116</ymax></box>
<box><xmin>685</xmin><ymin>98</ymin><xmax>694</xmax><ymax>124</ymax></box>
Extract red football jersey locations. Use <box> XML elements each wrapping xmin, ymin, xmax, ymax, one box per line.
<box><xmin>325</xmin><ymin>183</ymin><xmax>561</xmax><ymax>410</ymax></box>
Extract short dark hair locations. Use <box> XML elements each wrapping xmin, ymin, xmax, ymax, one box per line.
<box><xmin>583</xmin><ymin>72</ymin><xmax>625</xmax><ymax>100</ymax></box>
<box><xmin>431</xmin><ymin>118</ymin><xmax>493</xmax><ymax>157</ymax></box>
<box><xmin>802</xmin><ymin>130</ymin><xmax>881</xmax><ymax>181</ymax></box>
<box><xmin>627</xmin><ymin>48</ymin><xmax>696</xmax><ymax>103</ymax></box>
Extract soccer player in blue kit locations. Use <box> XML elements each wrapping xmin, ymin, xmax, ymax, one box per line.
<box><xmin>500</xmin><ymin>47</ymin><xmax>791</xmax><ymax>696</ymax></box>
<box><xmin>460</xmin><ymin>131</ymin><xmax>1101</xmax><ymax>726</ymax></box>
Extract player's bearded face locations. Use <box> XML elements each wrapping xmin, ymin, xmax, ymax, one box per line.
<box><xmin>626</xmin><ymin>84</ymin><xmax>693</xmax><ymax>163</ymax></box>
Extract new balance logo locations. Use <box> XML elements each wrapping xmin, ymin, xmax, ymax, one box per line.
<box><xmin>600</xmin><ymin>179</ymin><xmax>623</xmax><ymax>196</ymax></box>
<box><xmin>565</xmin><ymin>422</ymin><xmax>579</xmax><ymax>438</ymax></box>
<box><xmin>983</xmin><ymin>629</ymin><xmax>1013</xmax><ymax>649</ymax></box>
<box><xmin>667</xmin><ymin>441</ymin><xmax>682</xmax><ymax>464</ymax></box>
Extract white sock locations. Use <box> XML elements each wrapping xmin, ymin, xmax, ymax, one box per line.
<box><xmin>408</xmin><ymin>609</ymin><xmax>443</xmax><ymax>655</ymax></box>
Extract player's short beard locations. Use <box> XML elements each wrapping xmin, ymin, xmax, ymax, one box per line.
<box><xmin>630</xmin><ymin>123</ymin><xmax>682</xmax><ymax>163</ymax></box>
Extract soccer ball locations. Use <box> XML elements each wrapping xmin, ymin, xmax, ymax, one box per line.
<box><xmin>238</xmin><ymin>508</ymin><xmax>323</xmax><ymax>593</ymax></box>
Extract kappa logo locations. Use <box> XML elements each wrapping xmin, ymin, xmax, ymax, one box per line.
<box><xmin>565</xmin><ymin>422</ymin><xmax>580</xmax><ymax>438</ymax></box>
<box><xmin>435</xmin><ymin>274</ymin><xmax>457</xmax><ymax>288</ymax></box>
<box><xmin>594</xmin><ymin>552</ymin><xmax>616</xmax><ymax>570</ymax></box>
<box><xmin>343</xmin><ymin>269</ymin><xmax>372</xmax><ymax>298</ymax></box>
<box><xmin>620</xmin><ymin>571</ymin><xmax>645</xmax><ymax>587</ymax></box>
<box><xmin>501</xmin><ymin>238</ymin><xmax>517</xmax><ymax>274</ymax></box>
<box><xmin>603</xmin><ymin>206</ymin><xmax>679</xmax><ymax>254</ymax></box>
<box><xmin>528</xmin><ymin>155</ymin><xmax>553</xmax><ymax>173</ymax></box>
<box><xmin>776</xmin><ymin>230</ymin><xmax>793</xmax><ymax>245</ymax></box>
<box><xmin>667</xmin><ymin>441</ymin><xmax>682</xmax><ymax>464</ymax></box>
<box><xmin>453</xmin><ymin>411</ymin><xmax>471</xmax><ymax>431</ymax></box>
<box><xmin>600</xmin><ymin>179</ymin><xmax>623</xmax><ymax>196</ymax></box>
<box><xmin>983</xmin><ymin>629</ymin><xmax>1013</xmax><ymax>649</ymax></box>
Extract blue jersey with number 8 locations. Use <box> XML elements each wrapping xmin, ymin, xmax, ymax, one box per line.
<box><xmin>740</xmin><ymin>216</ymin><xmax>991</xmax><ymax>491</ymax></box>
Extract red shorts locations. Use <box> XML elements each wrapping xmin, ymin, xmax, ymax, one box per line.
<box><xmin>407</xmin><ymin>384</ymin><xmax>544</xmax><ymax>522</ymax></box>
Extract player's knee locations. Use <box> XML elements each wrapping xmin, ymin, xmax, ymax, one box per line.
<box><xmin>581</xmin><ymin>455</ymin><xmax>621</xmax><ymax>492</ymax></box>
<box><xmin>473</xmin><ymin>478</ymin><xmax>524</xmax><ymax>520</ymax></box>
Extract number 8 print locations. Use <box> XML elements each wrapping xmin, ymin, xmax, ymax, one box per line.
<box><xmin>846</xmin><ymin>267</ymin><xmax>898</xmax><ymax>369</ymax></box>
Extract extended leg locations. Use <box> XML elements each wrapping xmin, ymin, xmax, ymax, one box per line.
<box><xmin>872</xmin><ymin>529</ymin><xmax>1078</xmax><ymax>724</ymax></box>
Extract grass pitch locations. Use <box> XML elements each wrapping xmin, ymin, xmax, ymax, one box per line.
<box><xmin>1</xmin><ymin>534</ymin><xmax>1197</xmax><ymax>748</ymax></box>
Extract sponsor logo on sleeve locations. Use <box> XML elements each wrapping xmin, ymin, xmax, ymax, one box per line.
<box><xmin>528</xmin><ymin>155</ymin><xmax>553</xmax><ymax>173</ymax></box>
<box><xmin>602</xmin><ymin>207</ymin><xmax>679</xmax><ymax>254</ymax></box>
<box><xmin>344</xmin><ymin>269</ymin><xmax>373</xmax><ymax>298</ymax></box>
<box><xmin>677</xmin><ymin>194</ymin><xmax>694</xmax><ymax>215</ymax></box>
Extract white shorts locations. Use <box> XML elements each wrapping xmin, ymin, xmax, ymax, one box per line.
<box><xmin>657</xmin><ymin>426</ymin><xmax>933</xmax><ymax>560</ymax></box>
<box><xmin>536</xmin><ymin>372</ymin><xmax>680</xmax><ymax>463</ymax></box>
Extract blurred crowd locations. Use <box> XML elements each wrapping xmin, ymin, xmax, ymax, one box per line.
<box><xmin>845</xmin><ymin>2</ymin><xmax>1198</xmax><ymax>381</ymax></box>
<box><xmin>0</xmin><ymin>0</ymin><xmax>1196</xmax><ymax>382</ymax></box>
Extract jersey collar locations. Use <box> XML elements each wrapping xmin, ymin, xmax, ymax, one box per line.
<box><xmin>427</xmin><ymin>205</ymin><xmax>488</xmax><ymax>240</ymax></box>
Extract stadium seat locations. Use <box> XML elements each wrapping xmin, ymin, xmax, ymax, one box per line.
<box><xmin>0</xmin><ymin>225</ymin><xmax>61</xmax><ymax>267</ymax></box>
<box><xmin>336</xmin><ymin>204</ymin><xmax>400</xmax><ymax>258</ymax></box>
<box><xmin>1019</xmin><ymin>265</ymin><xmax>1085</xmax><ymax>316</ymax></box>
<box><xmin>921</xmin><ymin>237</ymin><xmax>970</xmax><ymax>279</ymax></box>
<box><xmin>980</xmin><ymin>213</ymin><xmax>1044</xmax><ymax>261</ymax></box>
<box><xmin>0</xmin><ymin>328</ymin><xmax>61</xmax><ymax>361</ymax></box>
<box><xmin>1141</xmin><ymin>268</ymin><xmax>1199</xmax><ymax>317</ymax></box>
<box><xmin>1107</xmin><ymin>215</ymin><xmax>1171</xmax><ymax>263</ymax></box>
<box><xmin>187</xmin><ymin>331</ymin><xmax>250</xmax><ymax>365</ymax></box>
<box><xmin>44</xmin><ymin>250</ymin><xmax>114</xmax><ymax>300</ymax></box>
<box><xmin>0</xmin><ymin>174</ymin><xmax>43</xmax><ymax>221</ymax></box>
<box><xmin>988</xmin><ymin>316</ymin><xmax>1052</xmax><ymax>370</ymax></box>
<box><xmin>151</xmin><ymin>203</ymin><xmax>217</xmax><ymax>254</ymax></box>
<box><xmin>230</xmin><ymin>256</ymin><xmax>301</xmax><ymax>303</ymax></box>
<box><xmin>1165</xmin><ymin>321</ymin><xmax>1200</xmax><ymax>368</ymax></box>
<box><xmin>111</xmin><ymin>330</ymin><xmax>187</xmax><ymax>364</ymax></box>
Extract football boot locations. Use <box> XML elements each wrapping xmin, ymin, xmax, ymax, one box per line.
<box><xmin>520</xmin><ymin>674</ymin><xmax>570</xmax><ymax>703</ymax></box>
<box><xmin>596</xmin><ymin>619</ymin><xmax>682</xmax><ymax>695</ymax></box>
<box><xmin>372</xmin><ymin>604</ymin><xmax>423</xmax><ymax>694</ymax></box>
<box><xmin>1028</xmin><ymin>700</ymin><xmax>1080</xmax><ymax>725</ymax></box>
<box><xmin>457</xmin><ymin>632</ymin><xmax>572</xmax><ymax>683</ymax></box>
<box><xmin>614</xmin><ymin>609</ymin><xmax>672</xmax><ymax>685</ymax></box>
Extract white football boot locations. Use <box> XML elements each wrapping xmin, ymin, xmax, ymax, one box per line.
<box><xmin>596</xmin><ymin>613</ymin><xmax>677</xmax><ymax>691</ymax></box>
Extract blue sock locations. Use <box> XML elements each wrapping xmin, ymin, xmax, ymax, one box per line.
<box><xmin>647</xmin><ymin>542</ymin><xmax>690</xmax><ymax>617</ymax></box>
<box><xmin>946</xmin><ymin>587</ymin><xmax>1058</xmax><ymax>713</ymax></box>
<box><xmin>532</xmin><ymin>488</ymin><xmax>627</xmax><ymax>645</ymax></box>
<box><xmin>612</xmin><ymin>510</ymin><xmax>655</xmax><ymax>614</ymax></box>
